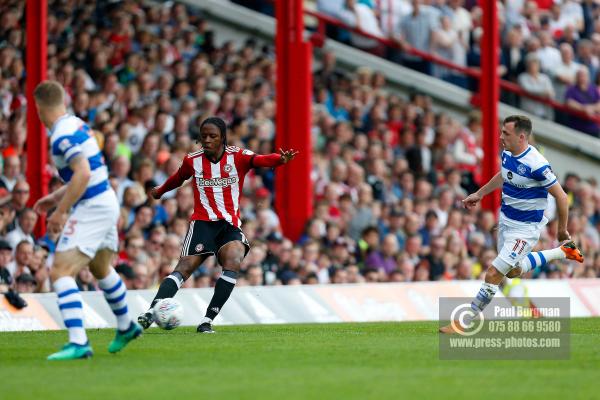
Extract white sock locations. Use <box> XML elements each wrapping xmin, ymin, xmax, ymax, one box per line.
<box><xmin>53</xmin><ymin>276</ymin><xmax>88</xmax><ymax>345</ymax></box>
<box><xmin>201</xmin><ymin>317</ymin><xmax>213</xmax><ymax>325</ymax></box>
<box><xmin>520</xmin><ymin>247</ymin><xmax>565</xmax><ymax>273</ymax></box>
<box><xmin>98</xmin><ymin>268</ymin><xmax>132</xmax><ymax>331</ymax></box>
<box><xmin>471</xmin><ymin>282</ymin><xmax>499</xmax><ymax>314</ymax></box>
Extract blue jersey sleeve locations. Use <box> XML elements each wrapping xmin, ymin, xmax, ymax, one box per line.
<box><xmin>51</xmin><ymin>132</ymin><xmax>88</xmax><ymax>163</ymax></box>
<box><xmin>531</xmin><ymin>165</ymin><xmax>557</xmax><ymax>188</ymax></box>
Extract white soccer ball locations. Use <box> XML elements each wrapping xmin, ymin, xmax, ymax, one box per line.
<box><xmin>153</xmin><ymin>298</ymin><xmax>184</xmax><ymax>330</ymax></box>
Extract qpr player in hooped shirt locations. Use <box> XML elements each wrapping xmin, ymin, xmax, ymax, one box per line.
<box><xmin>439</xmin><ymin>115</ymin><xmax>584</xmax><ymax>335</ymax></box>
<box><xmin>33</xmin><ymin>80</ymin><xmax>140</xmax><ymax>360</ymax></box>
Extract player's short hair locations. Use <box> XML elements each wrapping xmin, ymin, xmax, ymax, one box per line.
<box><xmin>503</xmin><ymin>115</ymin><xmax>532</xmax><ymax>136</ymax></box>
<box><xmin>33</xmin><ymin>80</ymin><xmax>65</xmax><ymax>108</ymax></box>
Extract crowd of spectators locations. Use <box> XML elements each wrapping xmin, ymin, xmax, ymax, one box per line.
<box><xmin>0</xmin><ymin>0</ymin><xmax>599</xmax><ymax>296</ymax></box>
<box><xmin>308</xmin><ymin>0</ymin><xmax>600</xmax><ymax>137</ymax></box>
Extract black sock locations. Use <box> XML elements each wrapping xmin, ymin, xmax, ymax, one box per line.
<box><xmin>150</xmin><ymin>272</ymin><xmax>185</xmax><ymax>309</ymax></box>
<box><xmin>205</xmin><ymin>270</ymin><xmax>237</xmax><ymax>320</ymax></box>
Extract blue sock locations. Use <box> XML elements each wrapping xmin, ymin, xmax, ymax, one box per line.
<box><xmin>520</xmin><ymin>248</ymin><xmax>565</xmax><ymax>273</ymax></box>
<box><xmin>98</xmin><ymin>268</ymin><xmax>132</xmax><ymax>331</ymax></box>
<box><xmin>53</xmin><ymin>276</ymin><xmax>87</xmax><ymax>345</ymax></box>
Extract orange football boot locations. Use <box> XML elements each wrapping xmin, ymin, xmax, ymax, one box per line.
<box><xmin>561</xmin><ymin>241</ymin><xmax>584</xmax><ymax>263</ymax></box>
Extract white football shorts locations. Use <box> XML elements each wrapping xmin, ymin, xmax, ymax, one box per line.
<box><xmin>56</xmin><ymin>189</ymin><xmax>120</xmax><ymax>258</ymax></box>
<box><xmin>493</xmin><ymin>219</ymin><xmax>543</xmax><ymax>275</ymax></box>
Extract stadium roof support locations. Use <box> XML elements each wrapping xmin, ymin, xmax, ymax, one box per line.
<box><xmin>480</xmin><ymin>0</ymin><xmax>501</xmax><ymax>213</ymax></box>
<box><xmin>275</xmin><ymin>0</ymin><xmax>313</xmax><ymax>241</ymax></box>
<box><xmin>26</xmin><ymin>0</ymin><xmax>48</xmax><ymax>235</ymax></box>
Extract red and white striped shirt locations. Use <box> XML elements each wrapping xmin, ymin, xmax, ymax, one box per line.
<box><xmin>156</xmin><ymin>146</ymin><xmax>283</xmax><ymax>228</ymax></box>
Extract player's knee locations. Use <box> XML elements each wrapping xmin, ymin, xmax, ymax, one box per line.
<box><xmin>506</xmin><ymin>267</ymin><xmax>522</xmax><ymax>279</ymax></box>
<box><xmin>485</xmin><ymin>266</ymin><xmax>504</xmax><ymax>283</ymax></box>
<box><xmin>220</xmin><ymin>252</ymin><xmax>244</xmax><ymax>271</ymax></box>
<box><xmin>51</xmin><ymin>251</ymin><xmax>85</xmax><ymax>281</ymax></box>
<box><xmin>88</xmin><ymin>249</ymin><xmax>114</xmax><ymax>279</ymax></box>
<box><xmin>88</xmin><ymin>260</ymin><xmax>108</xmax><ymax>279</ymax></box>
<box><xmin>218</xmin><ymin>242</ymin><xmax>245</xmax><ymax>271</ymax></box>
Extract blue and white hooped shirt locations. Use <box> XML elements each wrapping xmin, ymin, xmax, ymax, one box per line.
<box><xmin>50</xmin><ymin>114</ymin><xmax>110</xmax><ymax>202</ymax></box>
<box><xmin>500</xmin><ymin>145</ymin><xmax>558</xmax><ymax>225</ymax></box>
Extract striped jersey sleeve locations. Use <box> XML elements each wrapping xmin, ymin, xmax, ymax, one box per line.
<box><xmin>50</xmin><ymin>115</ymin><xmax>110</xmax><ymax>202</ymax></box>
<box><xmin>51</xmin><ymin>125</ymin><xmax>90</xmax><ymax>162</ymax></box>
<box><xmin>530</xmin><ymin>164</ymin><xmax>557</xmax><ymax>188</ymax></box>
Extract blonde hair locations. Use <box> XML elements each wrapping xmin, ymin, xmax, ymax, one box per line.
<box><xmin>33</xmin><ymin>80</ymin><xmax>65</xmax><ymax>108</ymax></box>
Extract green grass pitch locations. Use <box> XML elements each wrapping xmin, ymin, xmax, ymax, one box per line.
<box><xmin>1</xmin><ymin>319</ymin><xmax>599</xmax><ymax>400</ymax></box>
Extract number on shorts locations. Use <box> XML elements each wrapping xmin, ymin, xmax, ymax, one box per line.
<box><xmin>64</xmin><ymin>220</ymin><xmax>77</xmax><ymax>236</ymax></box>
<box><xmin>512</xmin><ymin>239</ymin><xmax>527</xmax><ymax>254</ymax></box>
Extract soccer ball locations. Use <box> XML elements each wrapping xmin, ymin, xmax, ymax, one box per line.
<box><xmin>153</xmin><ymin>298</ymin><xmax>184</xmax><ymax>330</ymax></box>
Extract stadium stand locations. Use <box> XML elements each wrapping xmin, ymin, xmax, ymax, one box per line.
<box><xmin>0</xmin><ymin>0</ymin><xmax>599</xmax><ymax>295</ymax></box>
<box><xmin>304</xmin><ymin>0</ymin><xmax>600</xmax><ymax>137</ymax></box>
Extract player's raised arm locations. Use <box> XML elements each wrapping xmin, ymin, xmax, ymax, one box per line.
<box><xmin>462</xmin><ymin>171</ymin><xmax>503</xmax><ymax>209</ymax></box>
<box><xmin>251</xmin><ymin>148</ymin><xmax>299</xmax><ymax>168</ymax></box>
<box><xmin>48</xmin><ymin>155</ymin><xmax>91</xmax><ymax>234</ymax></box>
<box><xmin>151</xmin><ymin>156</ymin><xmax>194</xmax><ymax>199</ymax></box>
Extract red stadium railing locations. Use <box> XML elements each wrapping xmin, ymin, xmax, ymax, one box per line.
<box><xmin>303</xmin><ymin>9</ymin><xmax>600</xmax><ymax>126</ymax></box>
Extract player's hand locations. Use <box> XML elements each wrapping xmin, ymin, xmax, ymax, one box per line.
<box><xmin>462</xmin><ymin>192</ymin><xmax>482</xmax><ymax>209</ymax></box>
<box><xmin>557</xmin><ymin>230</ymin><xmax>571</xmax><ymax>242</ymax></box>
<box><xmin>47</xmin><ymin>210</ymin><xmax>68</xmax><ymax>235</ymax></box>
<box><xmin>33</xmin><ymin>194</ymin><xmax>57</xmax><ymax>214</ymax></box>
<box><xmin>279</xmin><ymin>148</ymin><xmax>299</xmax><ymax>164</ymax></box>
<box><xmin>150</xmin><ymin>187</ymin><xmax>162</xmax><ymax>200</ymax></box>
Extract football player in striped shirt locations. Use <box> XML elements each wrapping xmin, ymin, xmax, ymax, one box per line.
<box><xmin>440</xmin><ymin>115</ymin><xmax>583</xmax><ymax>334</ymax></box>
<box><xmin>33</xmin><ymin>81</ymin><xmax>141</xmax><ymax>359</ymax></box>
<box><xmin>138</xmin><ymin>117</ymin><xmax>298</xmax><ymax>332</ymax></box>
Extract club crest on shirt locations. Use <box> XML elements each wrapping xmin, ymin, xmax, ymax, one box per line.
<box><xmin>517</xmin><ymin>164</ymin><xmax>526</xmax><ymax>175</ymax></box>
<box><xmin>195</xmin><ymin>243</ymin><xmax>204</xmax><ymax>252</ymax></box>
<box><xmin>224</xmin><ymin>164</ymin><xmax>233</xmax><ymax>173</ymax></box>
<box><xmin>58</xmin><ymin>138</ymin><xmax>72</xmax><ymax>152</ymax></box>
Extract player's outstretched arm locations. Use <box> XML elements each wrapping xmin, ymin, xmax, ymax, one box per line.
<box><xmin>547</xmin><ymin>182</ymin><xmax>571</xmax><ymax>241</ymax></box>
<box><xmin>462</xmin><ymin>171</ymin><xmax>503</xmax><ymax>209</ymax></box>
<box><xmin>152</xmin><ymin>171</ymin><xmax>187</xmax><ymax>199</ymax></box>
<box><xmin>152</xmin><ymin>158</ymin><xmax>193</xmax><ymax>199</ymax></box>
<box><xmin>48</xmin><ymin>155</ymin><xmax>91</xmax><ymax>234</ymax></box>
<box><xmin>252</xmin><ymin>148</ymin><xmax>299</xmax><ymax>168</ymax></box>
